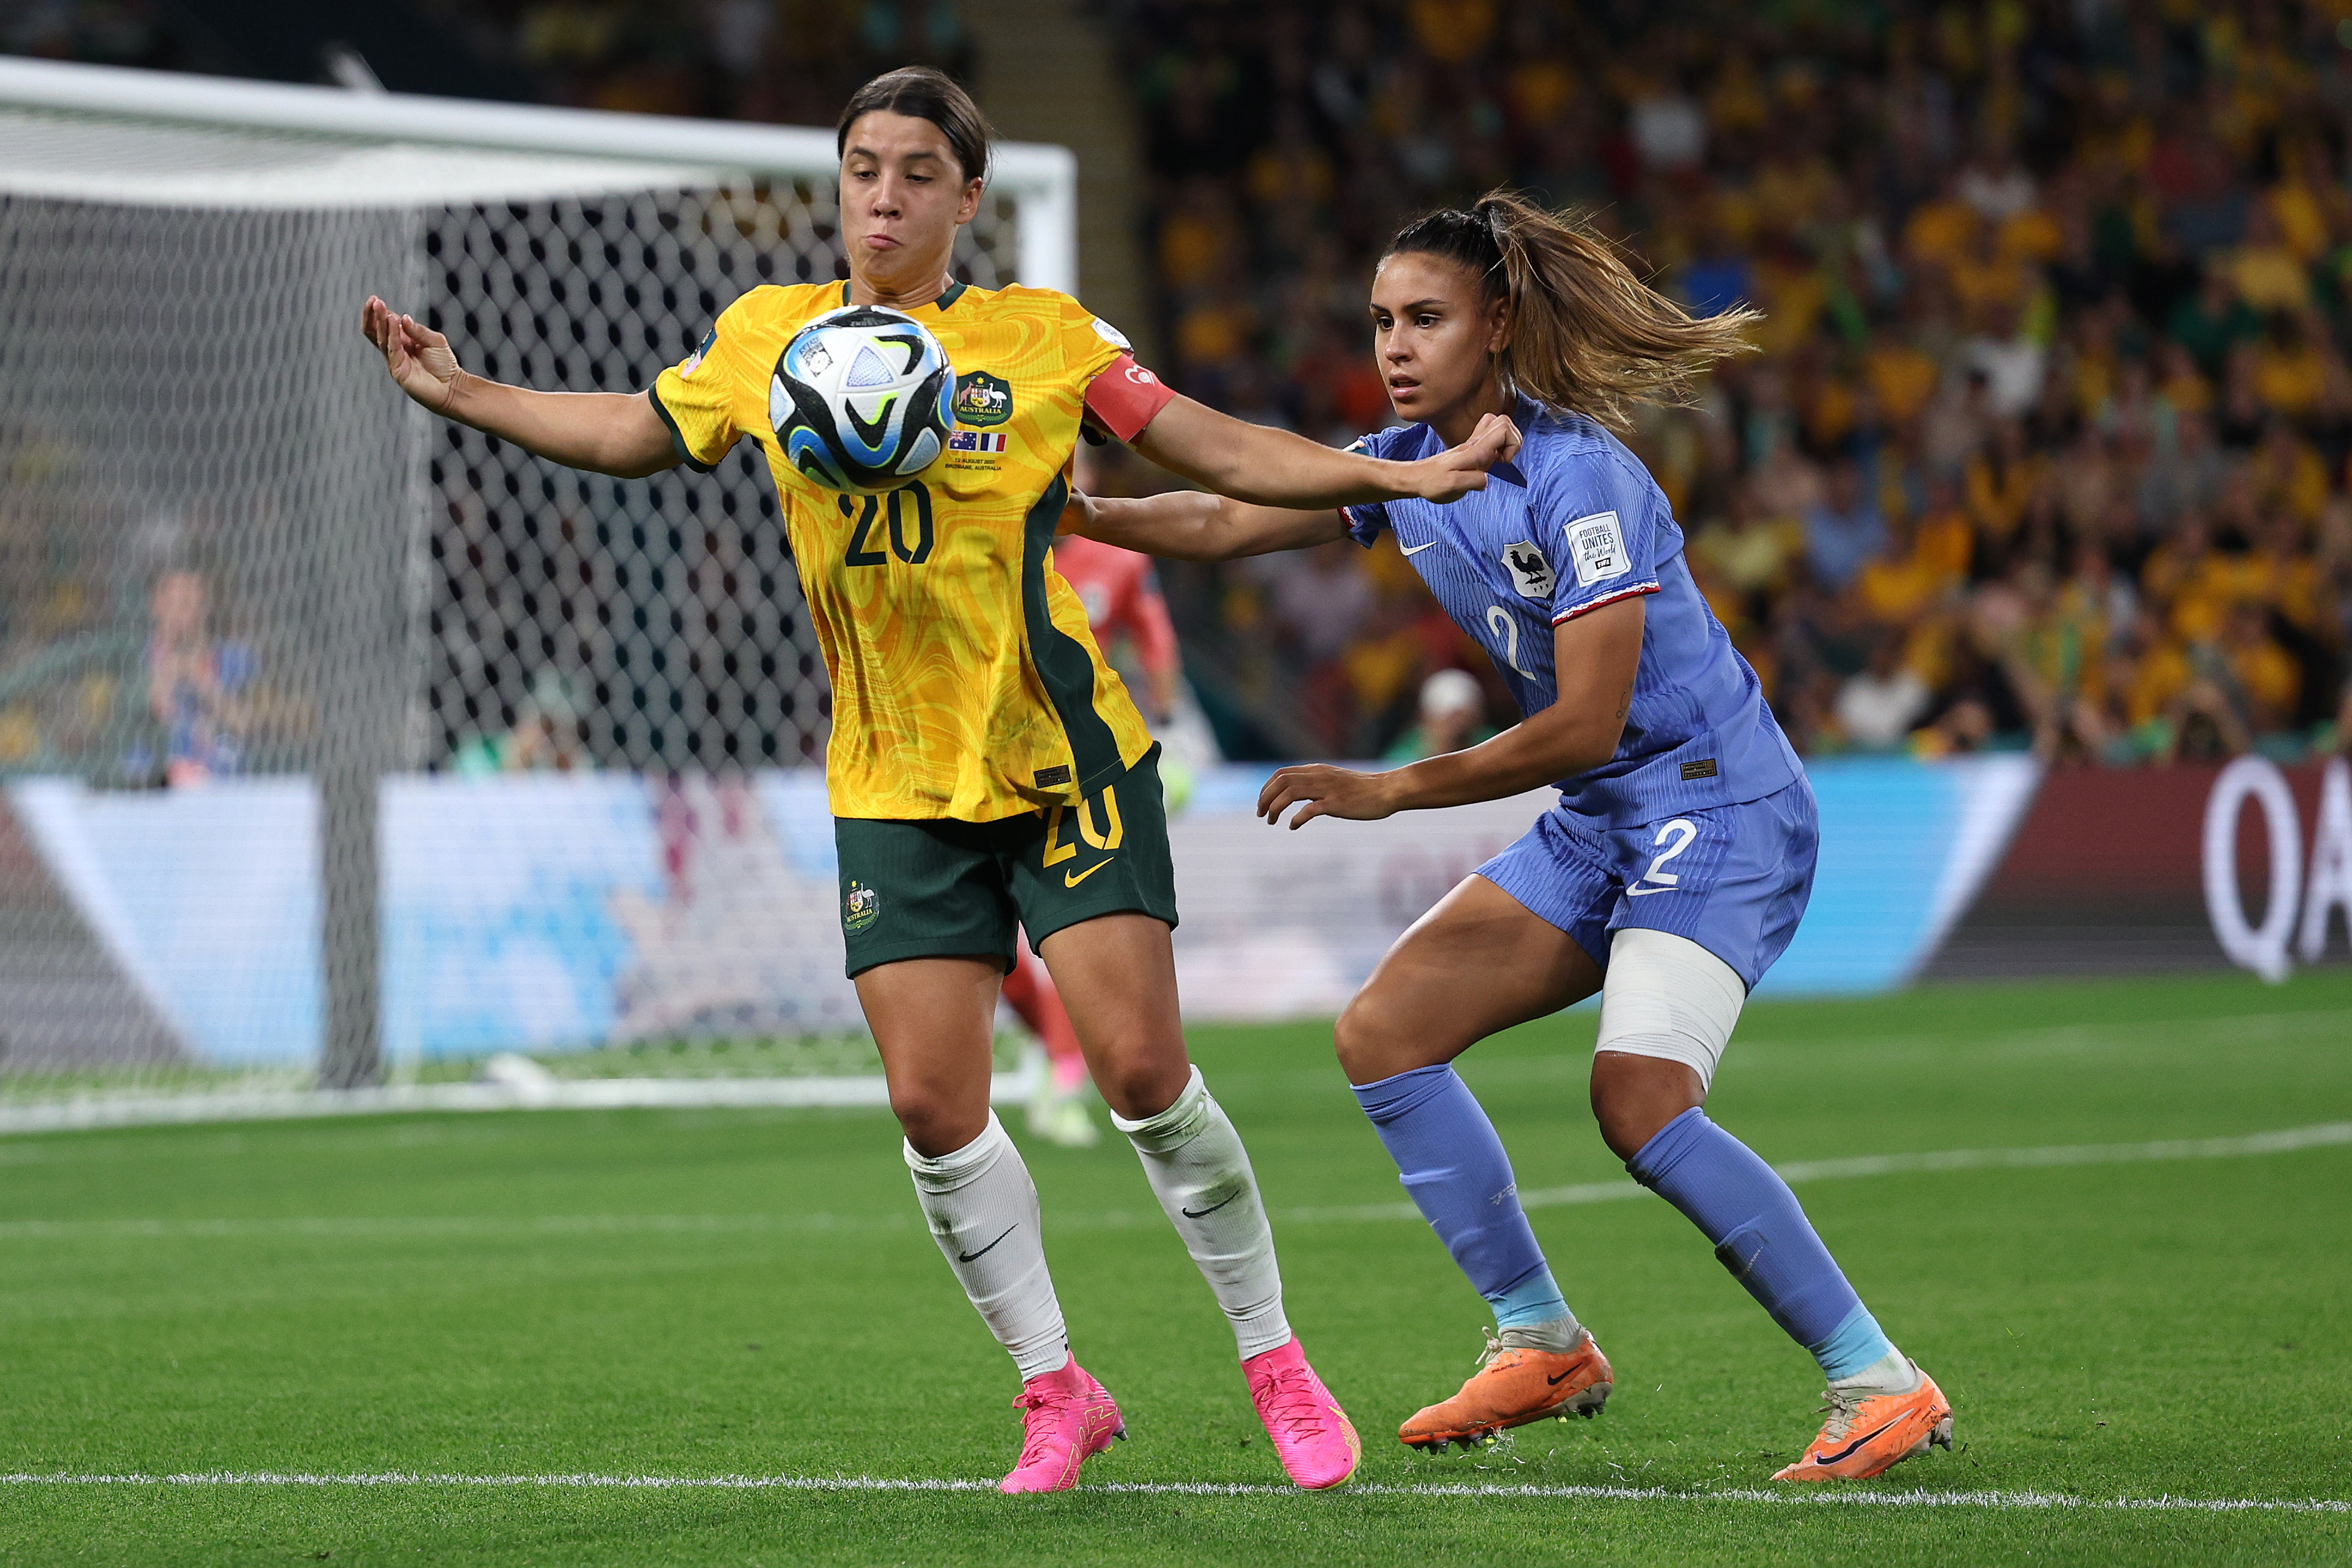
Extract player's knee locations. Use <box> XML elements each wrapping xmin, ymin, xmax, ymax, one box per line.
<box><xmin>1085</xmin><ymin>1041</ymin><xmax>1188</xmax><ymax>1122</ymax></box>
<box><xmin>1332</xmin><ymin>993</ymin><xmax>1403</xmax><ymax>1085</ymax></box>
<box><xmin>888</xmin><ymin>1083</ymin><xmax>984</xmax><ymax>1159</ymax></box>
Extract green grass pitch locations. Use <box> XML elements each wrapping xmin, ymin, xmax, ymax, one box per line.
<box><xmin>4</xmin><ymin>970</ymin><xmax>2349</xmax><ymax>1565</ymax></box>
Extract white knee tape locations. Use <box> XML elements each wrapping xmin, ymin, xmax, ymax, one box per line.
<box><xmin>1596</xmin><ymin>929</ymin><xmax>1747</xmax><ymax>1091</ymax></box>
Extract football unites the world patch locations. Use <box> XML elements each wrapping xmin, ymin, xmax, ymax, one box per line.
<box><xmin>947</xmin><ymin>429</ymin><xmax>1007</xmax><ymax>453</ymax></box>
<box><xmin>952</xmin><ymin>371</ymin><xmax>1012</xmax><ymax>428</ymax></box>
<box><xmin>1563</xmin><ymin>510</ymin><xmax>1631</xmax><ymax>587</ymax></box>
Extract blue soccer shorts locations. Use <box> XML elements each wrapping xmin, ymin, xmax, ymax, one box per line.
<box><xmin>1474</xmin><ymin>778</ymin><xmax>1819</xmax><ymax>992</ymax></box>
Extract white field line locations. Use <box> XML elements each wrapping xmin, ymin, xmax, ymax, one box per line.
<box><xmin>0</xmin><ymin>1120</ymin><xmax>2344</xmax><ymax>1244</ymax></box>
<box><xmin>0</xmin><ymin>1471</ymin><xmax>2343</xmax><ymax>1515</ymax></box>
<box><xmin>0</xmin><ymin>1062</ymin><xmax>1044</xmax><ymax>1137</ymax></box>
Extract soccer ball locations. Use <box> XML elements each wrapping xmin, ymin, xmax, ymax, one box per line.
<box><xmin>768</xmin><ymin>305</ymin><xmax>956</xmax><ymax>495</ymax></box>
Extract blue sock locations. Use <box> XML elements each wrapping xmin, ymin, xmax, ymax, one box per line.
<box><xmin>1352</xmin><ymin>1065</ymin><xmax>1570</xmax><ymax>1328</ymax></box>
<box><xmin>1627</xmin><ymin>1108</ymin><xmax>1895</xmax><ymax>1380</ymax></box>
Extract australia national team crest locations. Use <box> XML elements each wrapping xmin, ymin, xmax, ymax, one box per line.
<box><xmin>843</xmin><ymin>879</ymin><xmax>881</xmax><ymax>934</ymax></box>
<box><xmin>953</xmin><ymin>371</ymin><xmax>1012</xmax><ymax>428</ymax></box>
<box><xmin>1501</xmin><ymin>539</ymin><xmax>1557</xmax><ymax>599</ymax></box>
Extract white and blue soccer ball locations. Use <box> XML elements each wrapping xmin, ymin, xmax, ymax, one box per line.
<box><xmin>769</xmin><ymin>304</ymin><xmax>956</xmax><ymax>495</ymax></box>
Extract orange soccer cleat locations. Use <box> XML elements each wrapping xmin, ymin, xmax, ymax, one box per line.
<box><xmin>1399</xmin><ymin>1329</ymin><xmax>1613</xmax><ymax>1451</ymax></box>
<box><xmin>1771</xmin><ymin>1363</ymin><xmax>1953</xmax><ymax>1482</ymax></box>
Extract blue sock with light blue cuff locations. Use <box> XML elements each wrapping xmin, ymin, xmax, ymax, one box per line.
<box><xmin>1627</xmin><ymin>1107</ymin><xmax>1896</xmax><ymax>1380</ymax></box>
<box><xmin>1352</xmin><ymin>1064</ymin><xmax>1575</xmax><ymax>1335</ymax></box>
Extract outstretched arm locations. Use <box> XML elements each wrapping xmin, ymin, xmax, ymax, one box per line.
<box><xmin>361</xmin><ymin>296</ymin><xmax>677</xmax><ymax>479</ymax></box>
<box><xmin>1131</xmin><ymin>396</ymin><xmax>1518</xmax><ymax>510</ymax></box>
<box><xmin>1061</xmin><ymin>489</ymin><xmax>1350</xmax><ymax>562</ymax></box>
<box><xmin>1257</xmin><ymin>597</ymin><xmax>1646</xmax><ymax>828</ymax></box>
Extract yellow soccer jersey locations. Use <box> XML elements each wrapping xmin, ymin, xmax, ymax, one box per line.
<box><xmin>650</xmin><ymin>280</ymin><xmax>1157</xmax><ymax>822</ymax></box>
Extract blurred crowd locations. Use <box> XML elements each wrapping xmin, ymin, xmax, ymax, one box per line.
<box><xmin>409</xmin><ymin>0</ymin><xmax>974</xmax><ymax>121</ymax></box>
<box><xmin>1109</xmin><ymin>0</ymin><xmax>2352</xmax><ymax>764</ymax></box>
<box><xmin>0</xmin><ymin>2</ymin><xmax>972</xmax><ymax>123</ymax></box>
<box><xmin>19</xmin><ymin>0</ymin><xmax>2352</xmax><ymax>766</ymax></box>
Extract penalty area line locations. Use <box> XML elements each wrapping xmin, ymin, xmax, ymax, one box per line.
<box><xmin>0</xmin><ymin>1472</ymin><xmax>2344</xmax><ymax>1515</ymax></box>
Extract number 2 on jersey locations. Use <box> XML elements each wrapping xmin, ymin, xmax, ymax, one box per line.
<box><xmin>1485</xmin><ymin>604</ymin><xmax>1536</xmax><ymax>678</ymax></box>
<box><xmin>841</xmin><ymin>481</ymin><xmax>935</xmax><ymax>568</ymax></box>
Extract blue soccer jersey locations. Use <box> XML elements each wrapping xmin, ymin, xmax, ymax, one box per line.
<box><xmin>1344</xmin><ymin>399</ymin><xmax>1800</xmax><ymax>828</ymax></box>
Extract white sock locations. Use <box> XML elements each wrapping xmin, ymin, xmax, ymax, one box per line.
<box><xmin>1111</xmin><ymin>1066</ymin><xmax>1292</xmax><ymax>1360</ymax></box>
<box><xmin>1831</xmin><ymin>1349</ymin><xmax>1921</xmax><ymax>1396</ymax></box>
<box><xmin>904</xmin><ymin>1111</ymin><xmax>1069</xmax><ymax>1381</ymax></box>
<box><xmin>1498</xmin><ymin>1313</ymin><xmax>1586</xmax><ymax>1353</ymax></box>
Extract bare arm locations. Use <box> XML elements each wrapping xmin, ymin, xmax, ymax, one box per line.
<box><xmin>361</xmin><ymin>295</ymin><xmax>677</xmax><ymax>480</ymax></box>
<box><xmin>1256</xmin><ymin>597</ymin><xmax>1646</xmax><ymax>828</ymax></box>
<box><xmin>1131</xmin><ymin>395</ymin><xmax>1518</xmax><ymax>510</ymax></box>
<box><xmin>1061</xmin><ymin>488</ymin><xmax>1350</xmax><ymax>562</ymax></box>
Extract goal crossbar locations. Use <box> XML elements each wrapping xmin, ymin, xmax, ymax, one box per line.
<box><xmin>0</xmin><ymin>57</ymin><xmax>1077</xmax><ymax>292</ymax></box>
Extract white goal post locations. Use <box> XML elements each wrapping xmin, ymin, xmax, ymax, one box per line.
<box><xmin>0</xmin><ymin>57</ymin><xmax>1074</xmax><ymax>1112</ymax></box>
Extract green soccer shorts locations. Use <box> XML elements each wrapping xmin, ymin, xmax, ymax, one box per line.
<box><xmin>833</xmin><ymin>743</ymin><xmax>1178</xmax><ymax>977</ymax></box>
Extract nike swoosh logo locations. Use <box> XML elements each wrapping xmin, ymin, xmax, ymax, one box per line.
<box><xmin>1814</xmin><ymin>1417</ymin><xmax>1903</xmax><ymax>1467</ymax></box>
<box><xmin>957</xmin><ymin>1225</ymin><xmax>1016</xmax><ymax>1264</ymax></box>
<box><xmin>1624</xmin><ymin>884</ymin><xmax>1676</xmax><ymax>897</ymax></box>
<box><xmin>1063</xmin><ymin>860</ymin><xmax>1113</xmax><ymax>888</ymax></box>
<box><xmin>1181</xmin><ymin>1192</ymin><xmax>1238</xmax><ymax>1219</ymax></box>
<box><xmin>1399</xmin><ymin>539</ymin><xmax>1440</xmax><ymax>554</ymax></box>
<box><xmin>1546</xmin><ymin>1368</ymin><xmax>1582</xmax><ymax>1386</ymax></box>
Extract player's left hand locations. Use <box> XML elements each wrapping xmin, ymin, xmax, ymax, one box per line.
<box><xmin>1257</xmin><ymin>764</ymin><xmax>1401</xmax><ymax>829</ymax></box>
<box><xmin>1410</xmin><ymin>412</ymin><xmax>1522</xmax><ymax>503</ymax></box>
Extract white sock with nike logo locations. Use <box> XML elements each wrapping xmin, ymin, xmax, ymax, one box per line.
<box><xmin>904</xmin><ymin>1111</ymin><xmax>1069</xmax><ymax>1381</ymax></box>
<box><xmin>1112</xmin><ymin>1066</ymin><xmax>1293</xmax><ymax>1360</ymax></box>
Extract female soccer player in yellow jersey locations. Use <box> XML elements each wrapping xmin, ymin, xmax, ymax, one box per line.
<box><xmin>361</xmin><ymin>67</ymin><xmax>1516</xmax><ymax>1494</ymax></box>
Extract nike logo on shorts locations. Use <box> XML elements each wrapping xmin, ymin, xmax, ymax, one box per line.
<box><xmin>957</xmin><ymin>1225</ymin><xmax>1017</xmax><ymax>1263</ymax></box>
<box><xmin>1625</xmin><ymin>883</ymin><xmax>1676</xmax><ymax>897</ymax></box>
<box><xmin>1399</xmin><ymin>539</ymin><xmax>1439</xmax><ymax>554</ymax></box>
<box><xmin>1064</xmin><ymin>859</ymin><xmax>1114</xmax><ymax>889</ymax></box>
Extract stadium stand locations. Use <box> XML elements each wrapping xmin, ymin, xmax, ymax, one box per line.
<box><xmin>1105</xmin><ymin>0</ymin><xmax>2352</xmax><ymax>765</ymax></box>
<box><xmin>12</xmin><ymin>0</ymin><xmax>2352</xmax><ymax>767</ymax></box>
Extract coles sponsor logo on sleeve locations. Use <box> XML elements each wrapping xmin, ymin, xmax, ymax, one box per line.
<box><xmin>1564</xmin><ymin>510</ymin><xmax>1630</xmax><ymax>587</ymax></box>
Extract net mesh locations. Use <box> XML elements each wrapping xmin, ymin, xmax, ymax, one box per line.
<box><xmin>0</xmin><ymin>101</ymin><xmax>1023</xmax><ymax>1102</ymax></box>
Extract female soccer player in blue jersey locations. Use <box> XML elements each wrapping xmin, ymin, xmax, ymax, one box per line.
<box><xmin>1071</xmin><ymin>193</ymin><xmax>1953</xmax><ymax>1482</ymax></box>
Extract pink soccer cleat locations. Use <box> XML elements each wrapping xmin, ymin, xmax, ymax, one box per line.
<box><xmin>1243</xmin><ymin>1337</ymin><xmax>1361</xmax><ymax>1489</ymax></box>
<box><xmin>1000</xmin><ymin>1357</ymin><xmax>1125</xmax><ymax>1494</ymax></box>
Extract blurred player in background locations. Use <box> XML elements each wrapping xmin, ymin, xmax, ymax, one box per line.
<box><xmin>1076</xmin><ymin>193</ymin><xmax>1953</xmax><ymax>1483</ymax></box>
<box><xmin>1383</xmin><ymin>667</ymin><xmax>1493</xmax><ymax>763</ymax></box>
<box><xmin>1001</xmin><ymin>942</ymin><xmax>1095</xmax><ymax>1147</ymax></box>
<box><xmin>363</xmin><ymin>66</ymin><xmax>1514</xmax><ymax>1494</ymax></box>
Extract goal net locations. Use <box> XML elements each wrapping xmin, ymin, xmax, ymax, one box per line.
<box><xmin>0</xmin><ymin>59</ymin><xmax>1073</xmax><ymax>1126</ymax></box>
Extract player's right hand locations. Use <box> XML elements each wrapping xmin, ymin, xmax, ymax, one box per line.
<box><xmin>361</xmin><ymin>295</ymin><xmax>463</xmax><ymax>413</ymax></box>
<box><xmin>1412</xmin><ymin>411</ymin><xmax>1522</xmax><ymax>504</ymax></box>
